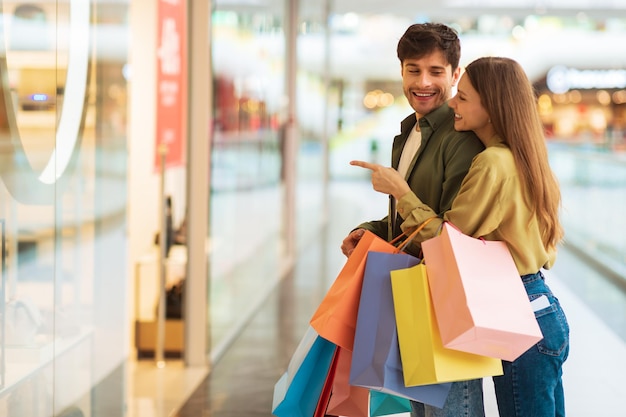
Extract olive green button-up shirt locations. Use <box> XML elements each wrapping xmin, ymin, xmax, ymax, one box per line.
<box><xmin>357</xmin><ymin>103</ymin><xmax>484</xmax><ymax>246</ymax></box>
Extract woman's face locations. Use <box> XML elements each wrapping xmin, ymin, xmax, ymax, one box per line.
<box><xmin>449</xmin><ymin>72</ymin><xmax>492</xmax><ymax>143</ymax></box>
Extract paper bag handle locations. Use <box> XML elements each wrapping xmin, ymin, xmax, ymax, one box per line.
<box><xmin>395</xmin><ymin>216</ymin><xmax>438</xmax><ymax>253</ymax></box>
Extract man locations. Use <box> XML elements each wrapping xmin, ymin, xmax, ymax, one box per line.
<box><xmin>340</xmin><ymin>23</ymin><xmax>485</xmax><ymax>416</ymax></box>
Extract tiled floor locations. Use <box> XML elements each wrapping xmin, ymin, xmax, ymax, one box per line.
<box><xmin>129</xmin><ymin>181</ymin><xmax>626</xmax><ymax>417</ymax></box>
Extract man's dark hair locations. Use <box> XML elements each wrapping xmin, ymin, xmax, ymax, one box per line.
<box><xmin>397</xmin><ymin>23</ymin><xmax>461</xmax><ymax>71</ymax></box>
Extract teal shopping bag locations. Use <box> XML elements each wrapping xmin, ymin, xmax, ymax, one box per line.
<box><xmin>272</xmin><ymin>326</ymin><xmax>337</xmax><ymax>417</ymax></box>
<box><xmin>370</xmin><ymin>391</ymin><xmax>411</xmax><ymax>416</ymax></box>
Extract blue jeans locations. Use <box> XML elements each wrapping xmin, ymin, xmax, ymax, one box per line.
<box><xmin>493</xmin><ymin>271</ymin><xmax>570</xmax><ymax>417</ymax></box>
<box><xmin>410</xmin><ymin>379</ymin><xmax>485</xmax><ymax>417</ymax></box>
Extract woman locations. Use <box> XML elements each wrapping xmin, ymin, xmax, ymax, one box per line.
<box><xmin>351</xmin><ymin>56</ymin><xmax>570</xmax><ymax>416</ymax></box>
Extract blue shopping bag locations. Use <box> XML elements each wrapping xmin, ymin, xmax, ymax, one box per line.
<box><xmin>370</xmin><ymin>391</ymin><xmax>411</xmax><ymax>417</ymax></box>
<box><xmin>349</xmin><ymin>251</ymin><xmax>451</xmax><ymax>408</ymax></box>
<box><xmin>272</xmin><ymin>326</ymin><xmax>337</xmax><ymax>417</ymax></box>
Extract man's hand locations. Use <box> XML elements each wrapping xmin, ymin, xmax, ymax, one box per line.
<box><xmin>341</xmin><ymin>228</ymin><xmax>365</xmax><ymax>257</ymax></box>
<box><xmin>350</xmin><ymin>160</ymin><xmax>411</xmax><ymax>200</ymax></box>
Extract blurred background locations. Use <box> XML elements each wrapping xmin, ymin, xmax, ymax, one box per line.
<box><xmin>0</xmin><ymin>0</ymin><xmax>624</xmax><ymax>416</ymax></box>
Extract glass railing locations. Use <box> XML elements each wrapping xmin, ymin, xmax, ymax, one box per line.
<box><xmin>549</xmin><ymin>141</ymin><xmax>626</xmax><ymax>281</ymax></box>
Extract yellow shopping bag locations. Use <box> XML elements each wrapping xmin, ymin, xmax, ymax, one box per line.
<box><xmin>390</xmin><ymin>264</ymin><xmax>503</xmax><ymax>387</ymax></box>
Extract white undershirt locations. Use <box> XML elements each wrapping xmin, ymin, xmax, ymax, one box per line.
<box><xmin>397</xmin><ymin>125</ymin><xmax>422</xmax><ymax>179</ymax></box>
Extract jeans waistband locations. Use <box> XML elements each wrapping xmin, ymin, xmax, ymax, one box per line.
<box><xmin>521</xmin><ymin>271</ymin><xmax>544</xmax><ymax>283</ymax></box>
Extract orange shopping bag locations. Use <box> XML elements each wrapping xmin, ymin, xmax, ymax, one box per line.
<box><xmin>325</xmin><ymin>348</ymin><xmax>370</xmax><ymax>417</ymax></box>
<box><xmin>309</xmin><ymin>230</ymin><xmax>399</xmax><ymax>351</ymax></box>
<box><xmin>421</xmin><ymin>222</ymin><xmax>542</xmax><ymax>361</ymax></box>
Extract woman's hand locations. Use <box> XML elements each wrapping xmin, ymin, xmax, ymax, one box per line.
<box><xmin>350</xmin><ymin>160</ymin><xmax>411</xmax><ymax>200</ymax></box>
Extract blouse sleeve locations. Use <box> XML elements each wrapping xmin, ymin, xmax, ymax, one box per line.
<box><xmin>443</xmin><ymin>155</ymin><xmax>508</xmax><ymax>238</ymax></box>
<box><xmin>396</xmin><ymin>150</ymin><xmax>510</xmax><ymax>249</ymax></box>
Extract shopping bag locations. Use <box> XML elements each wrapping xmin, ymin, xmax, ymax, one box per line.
<box><xmin>367</xmin><ymin>331</ymin><xmax>450</xmax><ymax>408</ymax></box>
<box><xmin>349</xmin><ymin>251</ymin><xmax>452</xmax><ymax>408</ymax></box>
<box><xmin>350</xmin><ymin>251</ymin><xmax>420</xmax><ymax>384</ymax></box>
<box><xmin>309</xmin><ymin>230</ymin><xmax>401</xmax><ymax>351</ymax></box>
<box><xmin>272</xmin><ymin>327</ymin><xmax>337</xmax><ymax>417</ymax></box>
<box><xmin>421</xmin><ymin>222</ymin><xmax>543</xmax><ymax>361</ymax></box>
<box><xmin>314</xmin><ymin>346</ymin><xmax>340</xmax><ymax>417</ymax></box>
<box><xmin>369</xmin><ymin>391</ymin><xmax>411</xmax><ymax>417</ymax></box>
<box><xmin>391</xmin><ymin>263</ymin><xmax>503</xmax><ymax>387</ymax></box>
<box><xmin>325</xmin><ymin>348</ymin><xmax>370</xmax><ymax>417</ymax></box>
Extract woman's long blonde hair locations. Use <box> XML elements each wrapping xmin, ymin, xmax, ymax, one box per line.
<box><xmin>464</xmin><ymin>57</ymin><xmax>564</xmax><ymax>250</ymax></box>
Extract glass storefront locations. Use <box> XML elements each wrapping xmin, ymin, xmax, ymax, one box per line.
<box><xmin>209</xmin><ymin>6</ymin><xmax>286</xmax><ymax>354</ymax></box>
<box><xmin>209</xmin><ymin>0</ymin><xmax>331</xmax><ymax>356</ymax></box>
<box><xmin>0</xmin><ymin>1</ymin><xmax>129</xmax><ymax>415</ymax></box>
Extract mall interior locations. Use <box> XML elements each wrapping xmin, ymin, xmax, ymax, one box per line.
<box><xmin>0</xmin><ymin>0</ymin><xmax>625</xmax><ymax>416</ymax></box>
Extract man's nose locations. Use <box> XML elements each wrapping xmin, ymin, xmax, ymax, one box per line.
<box><xmin>414</xmin><ymin>73</ymin><xmax>432</xmax><ymax>87</ymax></box>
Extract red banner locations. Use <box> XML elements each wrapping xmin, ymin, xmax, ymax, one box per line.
<box><xmin>155</xmin><ymin>0</ymin><xmax>187</xmax><ymax>169</ymax></box>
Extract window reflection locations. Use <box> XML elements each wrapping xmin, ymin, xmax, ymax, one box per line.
<box><xmin>0</xmin><ymin>1</ymin><xmax>129</xmax><ymax>414</ymax></box>
<box><xmin>210</xmin><ymin>6</ymin><xmax>288</xmax><ymax>351</ymax></box>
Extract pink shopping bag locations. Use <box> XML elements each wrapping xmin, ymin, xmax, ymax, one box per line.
<box><xmin>391</xmin><ymin>263</ymin><xmax>502</xmax><ymax>387</ymax></box>
<box><xmin>421</xmin><ymin>222</ymin><xmax>542</xmax><ymax>361</ymax></box>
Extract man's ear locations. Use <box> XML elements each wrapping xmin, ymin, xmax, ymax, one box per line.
<box><xmin>451</xmin><ymin>66</ymin><xmax>462</xmax><ymax>86</ymax></box>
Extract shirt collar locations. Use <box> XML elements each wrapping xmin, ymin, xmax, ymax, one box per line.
<box><xmin>400</xmin><ymin>102</ymin><xmax>453</xmax><ymax>135</ymax></box>
<box><xmin>419</xmin><ymin>102</ymin><xmax>452</xmax><ymax>132</ymax></box>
